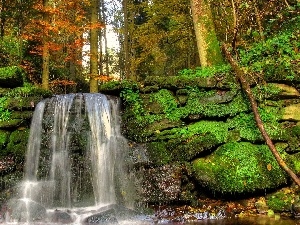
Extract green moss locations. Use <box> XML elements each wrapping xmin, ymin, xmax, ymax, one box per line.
<box><xmin>169</xmin><ymin>134</ymin><xmax>223</xmax><ymax>161</ymax></box>
<box><xmin>267</xmin><ymin>190</ymin><xmax>294</xmax><ymax>212</ymax></box>
<box><xmin>180</xmin><ymin>120</ymin><xmax>228</xmax><ymax>141</ymax></box>
<box><xmin>99</xmin><ymin>80</ymin><xmax>139</xmax><ymax>94</ymax></box>
<box><xmin>239</xmin><ymin>28</ymin><xmax>300</xmax><ymax>82</ymax></box>
<box><xmin>143</xmin><ymin>76</ymin><xmax>217</xmax><ymax>89</ymax></box>
<box><xmin>0</xmin><ymin>97</ymin><xmax>11</xmax><ymax>121</ymax></box>
<box><xmin>152</xmin><ymin>89</ymin><xmax>178</xmax><ymax>120</ymax></box>
<box><xmin>5</xmin><ymin>83</ymin><xmax>52</xmax><ymax>98</ymax></box>
<box><xmin>6</xmin><ymin>129</ymin><xmax>29</xmax><ymax>159</ymax></box>
<box><xmin>146</xmin><ymin>142</ymin><xmax>171</xmax><ymax>165</ymax></box>
<box><xmin>178</xmin><ymin>64</ymin><xmax>231</xmax><ymax>78</ymax></box>
<box><xmin>227</xmin><ymin>107</ymin><xmax>283</xmax><ymax>141</ymax></box>
<box><xmin>0</xmin><ymin>130</ymin><xmax>10</xmax><ymax>151</ymax></box>
<box><xmin>252</xmin><ymin>83</ymin><xmax>282</xmax><ymax>101</ymax></box>
<box><xmin>192</xmin><ymin>142</ymin><xmax>288</xmax><ymax>193</ymax></box>
<box><xmin>0</xmin><ymin>66</ymin><xmax>23</xmax><ymax>88</ymax></box>
<box><xmin>177</xmin><ymin>90</ymin><xmax>250</xmax><ymax>119</ymax></box>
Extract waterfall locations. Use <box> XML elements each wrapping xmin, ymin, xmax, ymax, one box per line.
<box><xmin>9</xmin><ymin>93</ymin><xmax>131</xmax><ymax>223</ymax></box>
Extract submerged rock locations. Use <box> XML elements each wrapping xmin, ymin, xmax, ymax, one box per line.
<box><xmin>83</xmin><ymin>208</ymin><xmax>119</xmax><ymax>225</ymax></box>
<box><xmin>49</xmin><ymin>209</ymin><xmax>73</xmax><ymax>223</ymax></box>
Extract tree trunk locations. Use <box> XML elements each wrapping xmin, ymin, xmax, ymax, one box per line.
<box><xmin>190</xmin><ymin>0</ymin><xmax>223</xmax><ymax>66</ymax></box>
<box><xmin>123</xmin><ymin>0</ymin><xmax>130</xmax><ymax>79</ymax></box>
<box><xmin>42</xmin><ymin>0</ymin><xmax>50</xmax><ymax>90</ymax></box>
<box><xmin>222</xmin><ymin>43</ymin><xmax>300</xmax><ymax>187</ymax></box>
<box><xmin>101</xmin><ymin>1</ymin><xmax>109</xmax><ymax>77</ymax></box>
<box><xmin>90</xmin><ymin>0</ymin><xmax>99</xmax><ymax>93</ymax></box>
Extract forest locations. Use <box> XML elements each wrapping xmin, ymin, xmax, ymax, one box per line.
<box><xmin>0</xmin><ymin>0</ymin><xmax>298</xmax><ymax>92</ymax></box>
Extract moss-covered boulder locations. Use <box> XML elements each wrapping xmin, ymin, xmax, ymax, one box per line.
<box><xmin>4</xmin><ymin>96</ymin><xmax>44</xmax><ymax>110</ymax></box>
<box><xmin>266</xmin><ymin>188</ymin><xmax>296</xmax><ymax>212</ymax></box>
<box><xmin>192</xmin><ymin>142</ymin><xmax>289</xmax><ymax>193</ymax></box>
<box><xmin>6</xmin><ymin>129</ymin><xmax>29</xmax><ymax>160</ymax></box>
<box><xmin>0</xmin><ymin>66</ymin><xmax>23</xmax><ymax>88</ymax></box>
<box><xmin>144</xmin><ymin>76</ymin><xmax>217</xmax><ymax>90</ymax></box>
<box><xmin>0</xmin><ymin>119</ymin><xmax>25</xmax><ymax>129</ymax></box>
<box><xmin>0</xmin><ymin>130</ymin><xmax>10</xmax><ymax>151</ymax></box>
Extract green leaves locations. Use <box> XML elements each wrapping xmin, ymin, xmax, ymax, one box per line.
<box><xmin>239</xmin><ymin>28</ymin><xmax>300</xmax><ymax>81</ymax></box>
<box><xmin>178</xmin><ymin>64</ymin><xmax>231</xmax><ymax>78</ymax></box>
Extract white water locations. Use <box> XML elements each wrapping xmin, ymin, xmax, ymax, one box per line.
<box><xmin>6</xmin><ymin>93</ymin><xmax>135</xmax><ymax>224</ymax></box>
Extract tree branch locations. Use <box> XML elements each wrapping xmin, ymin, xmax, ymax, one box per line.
<box><xmin>221</xmin><ymin>43</ymin><xmax>300</xmax><ymax>187</ymax></box>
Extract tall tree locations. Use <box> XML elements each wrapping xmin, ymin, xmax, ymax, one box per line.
<box><xmin>190</xmin><ymin>0</ymin><xmax>223</xmax><ymax>66</ymax></box>
<box><xmin>122</xmin><ymin>0</ymin><xmax>130</xmax><ymax>79</ymax></box>
<box><xmin>41</xmin><ymin>0</ymin><xmax>50</xmax><ymax>90</ymax></box>
<box><xmin>89</xmin><ymin>0</ymin><xmax>99</xmax><ymax>93</ymax></box>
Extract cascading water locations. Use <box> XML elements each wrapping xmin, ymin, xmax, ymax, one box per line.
<box><xmin>7</xmin><ymin>93</ymin><xmax>136</xmax><ymax>224</ymax></box>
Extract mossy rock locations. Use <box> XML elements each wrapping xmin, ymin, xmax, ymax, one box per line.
<box><xmin>141</xmin><ymin>94</ymin><xmax>164</xmax><ymax>114</ymax></box>
<box><xmin>179</xmin><ymin>91</ymin><xmax>250</xmax><ymax>119</ymax></box>
<box><xmin>0</xmin><ymin>119</ymin><xmax>24</xmax><ymax>129</ymax></box>
<box><xmin>99</xmin><ymin>80</ymin><xmax>139</xmax><ymax>95</ymax></box>
<box><xmin>0</xmin><ymin>87</ymin><xmax>11</xmax><ymax>97</ymax></box>
<box><xmin>144</xmin><ymin>76</ymin><xmax>217</xmax><ymax>90</ymax></box>
<box><xmin>227</xmin><ymin>106</ymin><xmax>284</xmax><ymax>142</ymax></box>
<box><xmin>143</xmin><ymin>119</ymin><xmax>182</xmax><ymax>140</ymax></box>
<box><xmin>0</xmin><ymin>130</ymin><xmax>10</xmax><ymax>151</ymax></box>
<box><xmin>0</xmin><ymin>66</ymin><xmax>23</xmax><ymax>88</ymax></box>
<box><xmin>10</xmin><ymin>111</ymin><xmax>33</xmax><ymax>120</ymax></box>
<box><xmin>266</xmin><ymin>188</ymin><xmax>295</xmax><ymax>212</ymax></box>
<box><xmin>4</xmin><ymin>96</ymin><xmax>44</xmax><ymax>110</ymax></box>
<box><xmin>272</xmin><ymin>83</ymin><xmax>300</xmax><ymax>98</ymax></box>
<box><xmin>192</xmin><ymin>142</ymin><xmax>289</xmax><ymax>194</ymax></box>
<box><xmin>6</xmin><ymin>129</ymin><xmax>29</xmax><ymax>159</ymax></box>
<box><xmin>140</xmin><ymin>85</ymin><xmax>160</xmax><ymax>93</ymax></box>
<box><xmin>281</xmin><ymin>103</ymin><xmax>300</xmax><ymax>121</ymax></box>
<box><xmin>146</xmin><ymin>121</ymin><xmax>229</xmax><ymax>165</ymax></box>
<box><xmin>5</xmin><ymin>85</ymin><xmax>52</xmax><ymax>98</ymax></box>
<box><xmin>216</xmin><ymin>73</ymin><xmax>239</xmax><ymax>89</ymax></box>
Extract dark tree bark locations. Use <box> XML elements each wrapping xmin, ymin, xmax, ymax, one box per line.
<box><xmin>221</xmin><ymin>43</ymin><xmax>300</xmax><ymax>186</ymax></box>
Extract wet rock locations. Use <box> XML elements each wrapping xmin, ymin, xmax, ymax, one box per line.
<box><xmin>83</xmin><ymin>208</ymin><xmax>118</xmax><ymax>225</ymax></box>
<box><xmin>141</xmin><ymin>165</ymin><xmax>182</xmax><ymax>203</ymax></box>
<box><xmin>49</xmin><ymin>209</ymin><xmax>73</xmax><ymax>223</ymax></box>
<box><xmin>255</xmin><ymin>198</ymin><xmax>269</xmax><ymax>214</ymax></box>
<box><xmin>291</xmin><ymin>198</ymin><xmax>300</xmax><ymax>218</ymax></box>
<box><xmin>0</xmin><ymin>156</ymin><xmax>15</xmax><ymax>175</ymax></box>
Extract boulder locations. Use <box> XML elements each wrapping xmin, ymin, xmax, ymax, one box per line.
<box><xmin>141</xmin><ymin>165</ymin><xmax>182</xmax><ymax>202</ymax></box>
<box><xmin>272</xmin><ymin>83</ymin><xmax>300</xmax><ymax>98</ymax></box>
<box><xmin>192</xmin><ymin>142</ymin><xmax>289</xmax><ymax>193</ymax></box>
<box><xmin>281</xmin><ymin>103</ymin><xmax>300</xmax><ymax>121</ymax></box>
<box><xmin>0</xmin><ymin>66</ymin><xmax>23</xmax><ymax>88</ymax></box>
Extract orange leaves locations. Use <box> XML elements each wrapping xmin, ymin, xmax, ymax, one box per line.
<box><xmin>50</xmin><ymin>79</ymin><xmax>77</xmax><ymax>87</ymax></box>
<box><xmin>86</xmin><ymin>22</ymin><xmax>105</xmax><ymax>30</ymax></box>
<box><xmin>94</xmin><ymin>75</ymin><xmax>118</xmax><ymax>83</ymax></box>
